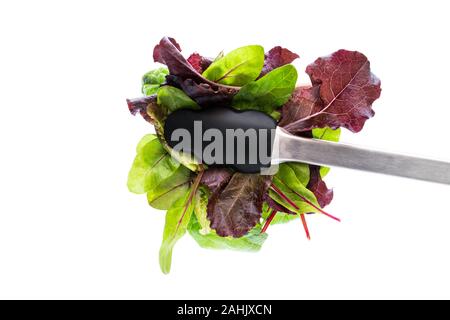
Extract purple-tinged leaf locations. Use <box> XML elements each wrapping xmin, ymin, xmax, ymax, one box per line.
<box><xmin>153</xmin><ymin>37</ymin><xmax>239</xmax><ymax>107</ymax></box>
<box><xmin>207</xmin><ymin>173</ymin><xmax>270</xmax><ymax>238</ymax></box>
<box><xmin>283</xmin><ymin>50</ymin><xmax>381</xmax><ymax>133</ymax></box>
<box><xmin>153</xmin><ymin>37</ymin><xmax>202</xmax><ymax>81</ymax></box>
<box><xmin>263</xmin><ymin>192</ymin><xmax>296</xmax><ymax>215</ymax></box>
<box><xmin>167</xmin><ymin>76</ymin><xmax>237</xmax><ymax>107</ymax></box>
<box><xmin>260</xmin><ymin>46</ymin><xmax>299</xmax><ymax>77</ymax></box>
<box><xmin>307</xmin><ymin>166</ymin><xmax>333</xmax><ymax>208</ymax></box>
<box><xmin>153</xmin><ymin>37</ymin><xmax>238</xmax><ymax>89</ymax></box>
<box><xmin>200</xmin><ymin>168</ymin><xmax>233</xmax><ymax>193</ymax></box>
<box><xmin>187</xmin><ymin>53</ymin><xmax>212</xmax><ymax>73</ymax></box>
<box><xmin>153</xmin><ymin>37</ymin><xmax>181</xmax><ymax>65</ymax></box>
<box><xmin>126</xmin><ymin>95</ymin><xmax>159</xmax><ymax>124</ymax></box>
<box><xmin>278</xmin><ymin>86</ymin><xmax>321</xmax><ymax>127</ymax></box>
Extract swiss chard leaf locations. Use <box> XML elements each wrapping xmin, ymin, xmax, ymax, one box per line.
<box><xmin>147</xmin><ymin>165</ymin><xmax>192</xmax><ymax>210</ymax></box>
<box><xmin>262</xmin><ymin>202</ymin><xmax>297</xmax><ymax>225</ymax></box>
<box><xmin>207</xmin><ymin>173</ymin><xmax>270</xmax><ymax>238</ymax></box>
<box><xmin>159</xmin><ymin>190</ymin><xmax>194</xmax><ymax>274</ymax></box>
<box><xmin>233</xmin><ymin>64</ymin><xmax>298</xmax><ymax>115</ymax></box>
<box><xmin>142</xmin><ymin>67</ymin><xmax>169</xmax><ymax>95</ymax></box>
<box><xmin>188</xmin><ymin>215</ymin><xmax>267</xmax><ymax>251</ymax></box>
<box><xmin>260</xmin><ymin>46</ymin><xmax>299</xmax><ymax>77</ymax></box>
<box><xmin>283</xmin><ymin>50</ymin><xmax>381</xmax><ymax>133</ymax></box>
<box><xmin>265</xmin><ymin>163</ymin><xmax>310</xmax><ymax>217</ymax></box>
<box><xmin>270</xmin><ymin>164</ymin><xmax>320</xmax><ymax>214</ymax></box>
<box><xmin>263</xmin><ymin>193</ymin><xmax>296</xmax><ymax>215</ymax></box>
<box><xmin>202</xmin><ymin>45</ymin><xmax>265</xmax><ymax>86</ymax></box>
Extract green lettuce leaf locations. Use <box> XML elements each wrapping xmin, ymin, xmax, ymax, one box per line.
<box><xmin>188</xmin><ymin>215</ymin><xmax>267</xmax><ymax>252</ymax></box>
<box><xmin>142</xmin><ymin>67</ymin><xmax>169</xmax><ymax>96</ymax></box>
<box><xmin>202</xmin><ymin>45</ymin><xmax>264</xmax><ymax>86</ymax></box>
<box><xmin>233</xmin><ymin>65</ymin><xmax>298</xmax><ymax>115</ymax></box>
<box><xmin>159</xmin><ymin>190</ymin><xmax>194</xmax><ymax>274</ymax></box>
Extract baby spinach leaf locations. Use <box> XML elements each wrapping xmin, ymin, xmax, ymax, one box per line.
<box><xmin>142</xmin><ymin>67</ymin><xmax>169</xmax><ymax>95</ymax></box>
<box><xmin>127</xmin><ymin>135</ymin><xmax>180</xmax><ymax>194</ymax></box>
<box><xmin>202</xmin><ymin>45</ymin><xmax>264</xmax><ymax>86</ymax></box>
<box><xmin>147</xmin><ymin>165</ymin><xmax>192</xmax><ymax>210</ymax></box>
<box><xmin>159</xmin><ymin>190</ymin><xmax>194</xmax><ymax>274</ymax></box>
<box><xmin>188</xmin><ymin>215</ymin><xmax>267</xmax><ymax>251</ymax></box>
<box><xmin>157</xmin><ymin>85</ymin><xmax>200</xmax><ymax>112</ymax></box>
<box><xmin>233</xmin><ymin>65</ymin><xmax>298</xmax><ymax>115</ymax></box>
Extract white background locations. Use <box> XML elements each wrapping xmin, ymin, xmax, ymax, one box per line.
<box><xmin>1</xmin><ymin>0</ymin><xmax>450</xmax><ymax>299</ymax></box>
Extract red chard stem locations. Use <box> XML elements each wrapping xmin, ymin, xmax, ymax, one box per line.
<box><xmin>261</xmin><ymin>209</ymin><xmax>276</xmax><ymax>234</ymax></box>
<box><xmin>300</xmin><ymin>214</ymin><xmax>311</xmax><ymax>240</ymax></box>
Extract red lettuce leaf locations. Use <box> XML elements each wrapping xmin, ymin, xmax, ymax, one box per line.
<box><xmin>307</xmin><ymin>165</ymin><xmax>333</xmax><ymax>208</ymax></box>
<box><xmin>166</xmin><ymin>76</ymin><xmax>236</xmax><ymax>107</ymax></box>
<box><xmin>207</xmin><ymin>173</ymin><xmax>271</xmax><ymax>237</ymax></box>
<box><xmin>260</xmin><ymin>46</ymin><xmax>299</xmax><ymax>77</ymax></box>
<box><xmin>187</xmin><ymin>53</ymin><xmax>212</xmax><ymax>73</ymax></box>
<box><xmin>278</xmin><ymin>86</ymin><xmax>321</xmax><ymax>127</ymax></box>
<box><xmin>153</xmin><ymin>37</ymin><xmax>198</xmax><ymax>79</ymax></box>
<box><xmin>126</xmin><ymin>95</ymin><xmax>158</xmax><ymax>124</ymax></box>
<box><xmin>153</xmin><ymin>37</ymin><xmax>181</xmax><ymax>64</ymax></box>
<box><xmin>153</xmin><ymin>37</ymin><xmax>238</xmax><ymax>107</ymax></box>
<box><xmin>283</xmin><ymin>50</ymin><xmax>381</xmax><ymax>133</ymax></box>
<box><xmin>200</xmin><ymin>168</ymin><xmax>233</xmax><ymax>193</ymax></box>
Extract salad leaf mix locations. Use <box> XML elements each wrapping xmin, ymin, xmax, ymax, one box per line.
<box><xmin>127</xmin><ymin>37</ymin><xmax>381</xmax><ymax>273</ymax></box>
